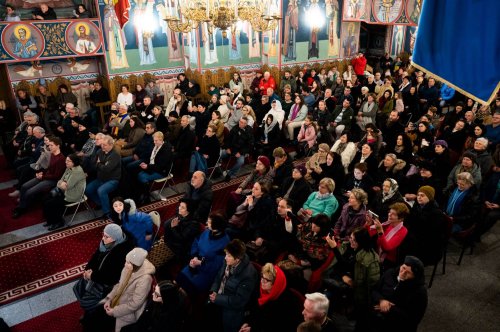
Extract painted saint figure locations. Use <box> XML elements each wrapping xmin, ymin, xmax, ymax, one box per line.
<box><xmin>12</xmin><ymin>26</ymin><xmax>38</xmax><ymax>58</ymax></box>
<box><xmin>282</xmin><ymin>0</ymin><xmax>298</xmax><ymax>61</ymax></box>
<box><xmin>246</xmin><ymin>22</ymin><xmax>261</xmax><ymax>59</ymax></box>
<box><xmin>227</xmin><ymin>26</ymin><xmax>241</xmax><ymax>60</ymax></box>
<box><xmin>156</xmin><ymin>0</ymin><xmax>183</xmax><ymax>62</ymax></box>
<box><xmin>307</xmin><ymin>0</ymin><xmax>321</xmax><ymax>59</ymax></box>
<box><xmin>202</xmin><ymin>22</ymin><xmax>218</xmax><ymax>65</ymax></box>
<box><xmin>75</xmin><ymin>23</ymin><xmax>97</xmax><ymax>54</ymax></box>
<box><xmin>326</xmin><ymin>0</ymin><xmax>340</xmax><ymax>57</ymax></box>
<box><xmin>133</xmin><ymin>0</ymin><xmax>157</xmax><ymax>65</ymax></box>
<box><xmin>103</xmin><ymin>0</ymin><xmax>129</xmax><ymax>69</ymax></box>
<box><xmin>342</xmin><ymin>23</ymin><xmax>357</xmax><ymax>57</ymax></box>
<box><xmin>391</xmin><ymin>25</ymin><xmax>403</xmax><ymax>57</ymax></box>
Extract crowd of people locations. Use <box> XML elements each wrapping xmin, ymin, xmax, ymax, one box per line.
<box><xmin>1</xmin><ymin>51</ymin><xmax>500</xmax><ymax>332</ymax></box>
<box><xmin>1</xmin><ymin>3</ymin><xmax>92</xmax><ymax>21</ymax></box>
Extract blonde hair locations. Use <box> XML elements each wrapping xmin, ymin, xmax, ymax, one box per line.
<box><xmin>319</xmin><ymin>177</ymin><xmax>335</xmax><ymax>193</ymax></box>
<box><xmin>153</xmin><ymin>131</ymin><xmax>164</xmax><ymax>140</ymax></box>
<box><xmin>261</xmin><ymin>263</ymin><xmax>276</xmax><ymax>283</ymax></box>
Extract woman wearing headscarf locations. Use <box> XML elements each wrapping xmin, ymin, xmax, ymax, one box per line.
<box><xmin>310</xmin><ymin>151</ymin><xmax>345</xmax><ymax>194</ymax></box>
<box><xmin>239</xmin><ymin>263</ymin><xmax>303</xmax><ymax>332</ymax></box>
<box><xmin>444</xmin><ymin>151</ymin><xmax>482</xmax><ymax>192</ymax></box>
<box><xmin>263</xmin><ymin>99</ymin><xmax>285</xmax><ymax>129</ymax></box>
<box><xmin>176</xmin><ymin>213</ymin><xmax>230</xmax><ymax>295</ymax></box>
<box><xmin>102</xmin><ymin>248</ymin><xmax>156</xmax><ymax>332</ymax></box>
<box><xmin>77</xmin><ymin>224</ymin><xmax>134</xmax><ymax>325</ymax></box>
<box><xmin>371</xmin><ymin>178</ymin><xmax>405</xmax><ymax>223</ymax></box>
<box><xmin>257</xmin><ymin>114</ymin><xmax>281</xmax><ymax>157</ymax></box>
<box><xmin>110</xmin><ymin>197</ymin><xmax>154</xmax><ymax>251</ymax></box>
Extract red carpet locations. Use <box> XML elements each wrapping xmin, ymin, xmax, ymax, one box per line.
<box><xmin>11</xmin><ymin>301</ymin><xmax>83</xmax><ymax>332</ymax></box>
<box><xmin>0</xmin><ymin>188</ymin><xmax>45</xmax><ymax>234</ymax></box>
<box><xmin>0</xmin><ymin>177</ymin><xmax>242</xmax><ymax>305</ymax></box>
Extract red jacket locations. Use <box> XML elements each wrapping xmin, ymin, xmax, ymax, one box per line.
<box><xmin>351</xmin><ymin>56</ymin><xmax>367</xmax><ymax>76</ymax></box>
<box><xmin>259</xmin><ymin>77</ymin><xmax>276</xmax><ymax>94</ymax></box>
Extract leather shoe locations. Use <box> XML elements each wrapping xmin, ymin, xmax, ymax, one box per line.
<box><xmin>42</xmin><ymin>222</ymin><xmax>50</xmax><ymax>227</ymax></box>
<box><xmin>12</xmin><ymin>208</ymin><xmax>24</xmax><ymax>219</ymax></box>
<box><xmin>48</xmin><ymin>223</ymin><xmax>64</xmax><ymax>231</ymax></box>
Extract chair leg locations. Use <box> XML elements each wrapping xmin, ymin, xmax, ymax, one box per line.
<box><xmin>457</xmin><ymin>244</ymin><xmax>467</xmax><ymax>265</ymax></box>
<box><xmin>84</xmin><ymin>200</ymin><xmax>96</xmax><ymax>218</ymax></box>
<box><xmin>169</xmin><ymin>178</ymin><xmax>179</xmax><ymax>194</ymax></box>
<box><xmin>428</xmin><ymin>262</ymin><xmax>438</xmax><ymax>288</ymax></box>
<box><xmin>442</xmin><ymin>248</ymin><xmax>447</xmax><ymax>275</ymax></box>
<box><xmin>67</xmin><ymin>202</ymin><xmax>82</xmax><ymax>226</ymax></box>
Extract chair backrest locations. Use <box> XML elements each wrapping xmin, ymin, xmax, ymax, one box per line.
<box><xmin>149</xmin><ymin>210</ymin><xmax>161</xmax><ymax>242</ymax></box>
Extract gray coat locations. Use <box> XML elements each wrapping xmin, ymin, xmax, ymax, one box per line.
<box><xmin>58</xmin><ymin>165</ymin><xmax>86</xmax><ymax>203</ymax></box>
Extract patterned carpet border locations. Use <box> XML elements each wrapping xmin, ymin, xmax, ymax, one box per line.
<box><xmin>0</xmin><ymin>264</ymin><xmax>86</xmax><ymax>305</ymax></box>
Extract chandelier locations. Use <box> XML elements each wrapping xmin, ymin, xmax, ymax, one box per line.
<box><xmin>163</xmin><ymin>0</ymin><xmax>281</xmax><ymax>33</ymax></box>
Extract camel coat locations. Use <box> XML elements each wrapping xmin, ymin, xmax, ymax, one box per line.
<box><xmin>104</xmin><ymin>260</ymin><xmax>156</xmax><ymax>332</ymax></box>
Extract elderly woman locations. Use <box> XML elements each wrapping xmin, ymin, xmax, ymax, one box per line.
<box><xmin>444</xmin><ymin>172</ymin><xmax>481</xmax><ymax>234</ymax></box>
<box><xmin>371</xmin><ymin>178</ymin><xmax>405</xmax><ymax>223</ymax></box>
<box><xmin>357</xmin><ymin>93</ymin><xmax>378</xmax><ymax>131</ymax></box>
<box><xmin>324</xmin><ymin>227</ymin><xmax>380</xmax><ymax>319</ymax></box>
<box><xmin>445</xmin><ymin>151</ymin><xmax>482</xmax><ymax>192</ymax></box>
<box><xmin>305</xmin><ymin>143</ymin><xmax>330</xmax><ymax>181</ymax></box>
<box><xmin>110</xmin><ymin>197</ymin><xmax>154</xmax><ymax>251</ymax></box>
<box><xmin>333</xmin><ymin>189</ymin><xmax>369</xmax><ymax>241</ymax></box>
<box><xmin>43</xmin><ymin>153</ymin><xmax>86</xmax><ymax>230</ymax></box>
<box><xmin>300</xmin><ymin>177</ymin><xmax>339</xmax><ymax>220</ymax></box>
<box><xmin>375</xmin><ymin>153</ymin><xmax>407</xmax><ymax>186</ymax></box>
<box><xmin>77</xmin><ymin>224</ymin><xmax>133</xmax><ymax>322</ymax></box>
<box><xmin>331</xmin><ymin>132</ymin><xmax>357</xmax><ymax>174</ymax></box>
<box><xmin>164</xmin><ymin>198</ymin><xmax>201</xmax><ymax>265</ymax></box>
<box><xmin>208</xmin><ymin>239</ymin><xmax>259</xmax><ymax>332</ymax></box>
<box><xmin>217</xmin><ymin>95</ymin><xmax>231</xmax><ymax>123</ymax></box>
<box><xmin>102</xmin><ymin>248</ymin><xmax>156</xmax><ymax>332</ymax></box>
<box><xmin>406</xmin><ymin>186</ymin><xmax>447</xmax><ymax>265</ymax></box>
<box><xmin>366</xmin><ymin>202</ymin><xmax>410</xmax><ymax>269</ymax></box>
<box><xmin>176</xmin><ymin>213</ymin><xmax>230</xmax><ymax>295</ymax></box>
<box><xmin>239</xmin><ymin>263</ymin><xmax>303</xmax><ymax>332</ymax></box>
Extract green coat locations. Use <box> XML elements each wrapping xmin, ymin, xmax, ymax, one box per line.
<box><xmin>353</xmin><ymin>247</ymin><xmax>380</xmax><ymax>309</ymax></box>
<box><xmin>58</xmin><ymin>165</ymin><xmax>86</xmax><ymax>203</ymax></box>
<box><xmin>303</xmin><ymin>192</ymin><xmax>339</xmax><ymax>217</ymax></box>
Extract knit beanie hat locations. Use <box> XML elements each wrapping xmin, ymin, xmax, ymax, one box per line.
<box><xmin>257</xmin><ymin>155</ymin><xmax>271</xmax><ymax>169</ymax></box>
<box><xmin>126</xmin><ymin>248</ymin><xmax>148</xmax><ymax>267</ymax></box>
<box><xmin>418</xmin><ymin>186</ymin><xmax>435</xmax><ymax>201</ymax></box>
<box><xmin>462</xmin><ymin>151</ymin><xmax>477</xmax><ymax>164</ymax></box>
<box><xmin>404</xmin><ymin>256</ymin><xmax>425</xmax><ymax>281</ymax></box>
<box><xmin>433</xmin><ymin>139</ymin><xmax>448</xmax><ymax>149</ymax></box>
<box><xmin>103</xmin><ymin>224</ymin><xmax>125</xmax><ymax>242</ymax></box>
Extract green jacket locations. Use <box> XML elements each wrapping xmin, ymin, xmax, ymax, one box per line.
<box><xmin>353</xmin><ymin>248</ymin><xmax>380</xmax><ymax>309</ymax></box>
<box><xmin>58</xmin><ymin>165</ymin><xmax>86</xmax><ymax>203</ymax></box>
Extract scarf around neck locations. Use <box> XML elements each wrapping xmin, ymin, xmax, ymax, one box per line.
<box><xmin>258</xmin><ymin>265</ymin><xmax>287</xmax><ymax>306</ymax></box>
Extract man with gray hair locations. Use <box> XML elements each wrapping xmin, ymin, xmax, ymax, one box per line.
<box><xmin>85</xmin><ymin>135</ymin><xmax>121</xmax><ymax>218</ymax></box>
<box><xmin>302</xmin><ymin>292</ymin><xmax>337</xmax><ymax>331</ymax></box>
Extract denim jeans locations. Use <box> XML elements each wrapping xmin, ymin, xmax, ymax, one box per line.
<box><xmin>220</xmin><ymin>150</ymin><xmax>244</xmax><ymax>177</ymax></box>
<box><xmin>85</xmin><ymin>179</ymin><xmax>119</xmax><ymax>214</ymax></box>
<box><xmin>137</xmin><ymin>171</ymin><xmax>164</xmax><ymax>184</ymax></box>
<box><xmin>19</xmin><ymin>178</ymin><xmax>57</xmax><ymax>209</ymax></box>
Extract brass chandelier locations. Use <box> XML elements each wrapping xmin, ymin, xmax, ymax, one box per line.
<box><xmin>163</xmin><ymin>0</ymin><xmax>281</xmax><ymax>33</ymax></box>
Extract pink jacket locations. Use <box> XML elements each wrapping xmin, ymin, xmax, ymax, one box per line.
<box><xmin>297</xmin><ymin>123</ymin><xmax>317</xmax><ymax>148</ymax></box>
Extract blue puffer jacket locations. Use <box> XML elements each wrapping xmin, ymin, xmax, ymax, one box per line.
<box><xmin>121</xmin><ymin>199</ymin><xmax>153</xmax><ymax>251</ymax></box>
<box><xmin>440</xmin><ymin>83</ymin><xmax>455</xmax><ymax>101</ymax></box>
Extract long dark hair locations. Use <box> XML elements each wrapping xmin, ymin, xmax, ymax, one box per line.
<box><xmin>351</xmin><ymin>227</ymin><xmax>374</xmax><ymax>252</ymax></box>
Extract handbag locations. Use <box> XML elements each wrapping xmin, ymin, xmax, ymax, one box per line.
<box><xmin>228</xmin><ymin>210</ymin><xmax>248</xmax><ymax>229</ymax></box>
<box><xmin>147</xmin><ymin>237</ymin><xmax>175</xmax><ymax>268</ymax></box>
<box><xmin>73</xmin><ymin>278</ymin><xmax>108</xmax><ymax>311</ymax></box>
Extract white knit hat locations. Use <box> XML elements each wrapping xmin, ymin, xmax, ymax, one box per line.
<box><xmin>126</xmin><ymin>248</ymin><xmax>148</xmax><ymax>267</ymax></box>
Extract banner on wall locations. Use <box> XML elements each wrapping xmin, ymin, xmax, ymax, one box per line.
<box><xmin>412</xmin><ymin>0</ymin><xmax>500</xmax><ymax>104</ymax></box>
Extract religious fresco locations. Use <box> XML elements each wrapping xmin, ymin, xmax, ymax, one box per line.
<box><xmin>339</xmin><ymin>21</ymin><xmax>360</xmax><ymax>58</ymax></box>
<box><xmin>404</xmin><ymin>25</ymin><xmax>417</xmax><ymax>54</ymax></box>
<box><xmin>7</xmin><ymin>57</ymin><xmax>99</xmax><ymax>82</ymax></box>
<box><xmin>390</xmin><ymin>24</ymin><xmax>404</xmax><ymax>57</ymax></box>
<box><xmin>0</xmin><ymin>20</ymin><xmax>103</xmax><ymax>63</ymax></box>
<box><xmin>342</xmin><ymin>0</ymin><xmax>369</xmax><ymax>21</ymax></box>
<box><xmin>372</xmin><ymin>0</ymin><xmax>404</xmax><ymax>24</ymax></box>
<box><xmin>406</xmin><ymin>0</ymin><xmax>422</xmax><ymax>25</ymax></box>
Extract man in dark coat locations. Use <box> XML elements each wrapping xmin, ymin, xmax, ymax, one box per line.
<box><xmin>370</xmin><ymin>256</ymin><xmax>428</xmax><ymax>332</ymax></box>
<box><xmin>209</xmin><ymin>240</ymin><xmax>259</xmax><ymax>332</ymax></box>
<box><xmin>221</xmin><ymin>116</ymin><xmax>254</xmax><ymax>180</ymax></box>
<box><xmin>184</xmin><ymin>171</ymin><xmax>213</xmax><ymax>222</ymax></box>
